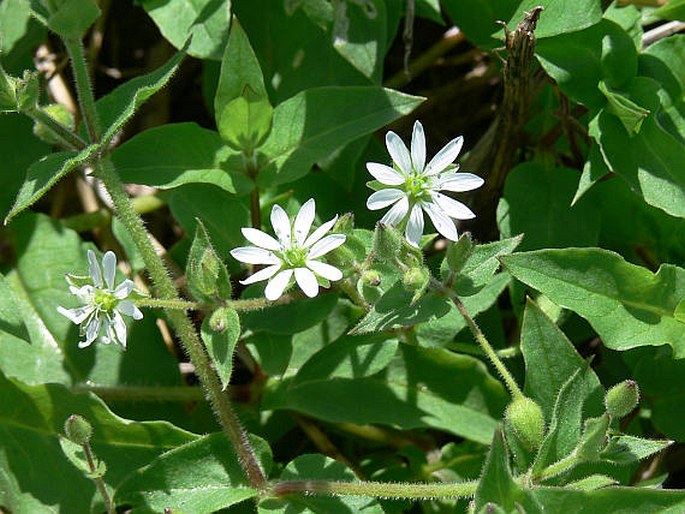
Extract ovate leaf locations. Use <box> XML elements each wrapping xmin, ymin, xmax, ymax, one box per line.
<box><xmin>501</xmin><ymin>248</ymin><xmax>685</xmax><ymax>358</ymax></box>
<box><xmin>115</xmin><ymin>432</ymin><xmax>271</xmax><ymax>513</ymax></box>
<box><xmin>201</xmin><ymin>307</ymin><xmax>241</xmax><ymax>390</ymax></box>
<box><xmin>31</xmin><ymin>0</ymin><xmax>100</xmax><ymax>38</ymax></box>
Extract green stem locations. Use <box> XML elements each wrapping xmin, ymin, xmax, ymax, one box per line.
<box><xmin>72</xmin><ymin>384</ymin><xmax>205</xmax><ymax>402</ymax></box>
<box><xmin>64</xmin><ymin>37</ymin><xmax>101</xmax><ymax>142</ymax></box>
<box><xmin>94</xmin><ymin>158</ymin><xmax>266</xmax><ymax>489</ymax></box>
<box><xmin>82</xmin><ymin>442</ymin><xmax>114</xmax><ymax>514</ymax></box>
<box><xmin>536</xmin><ymin>451</ymin><xmax>579</xmax><ymax>481</ymax></box>
<box><xmin>433</xmin><ymin>278</ymin><xmax>523</xmax><ymax>399</ymax></box>
<box><xmin>135</xmin><ymin>298</ymin><xmax>204</xmax><ymax>311</ymax></box>
<box><xmin>273</xmin><ymin>479</ymin><xmax>478</xmax><ymax>499</ymax></box>
<box><xmin>26</xmin><ymin>108</ymin><xmax>88</xmax><ymax>151</ymax></box>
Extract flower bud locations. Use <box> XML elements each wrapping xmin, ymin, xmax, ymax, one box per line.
<box><xmin>371</xmin><ymin>223</ymin><xmax>402</xmax><ymax>262</ymax></box>
<box><xmin>605</xmin><ymin>379</ymin><xmax>640</xmax><ymax>418</ymax></box>
<box><xmin>64</xmin><ymin>414</ymin><xmax>92</xmax><ymax>445</ymax></box>
<box><xmin>504</xmin><ymin>396</ymin><xmax>545</xmax><ymax>451</ymax></box>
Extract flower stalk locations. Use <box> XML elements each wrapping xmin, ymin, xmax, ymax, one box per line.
<box><xmin>273</xmin><ymin>479</ymin><xmax>478</xmax><ymax>499</ymax></box>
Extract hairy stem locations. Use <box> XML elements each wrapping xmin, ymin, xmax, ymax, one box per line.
<box><xmin>64</xmin><ymin>37</ymin><xmax>101</xmax><ymax>142</ymax></box>
<box><xmin>273</xmin><ymin>479</ymin><xmax>478</xmax><ymax>499</ymax></box>
<box><xmin>135</xmin><ymin>298</ymin><xmax>205</xmax><ymax>311</ymax></box>
<box><xmin>94</xmin><ymin>158</ymin><xmax>266</xmax><ymax>488</ymax></box>
<box><xmin>26</xmin><ymin>108</ymin><xmax>88</xmax><ymax>150</ymax></box>
<box><xmin>82</xmin><ymin>443</ymin><xmax>114</xmax><ymax>514</ymax></box>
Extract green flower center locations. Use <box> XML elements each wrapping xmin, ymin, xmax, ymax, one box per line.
<box><xmin>94</xmin><ymin>289</ymin><xmax>117</xmax><ymax>312</ymax></box>
<box><xmin>404</xmin><ymin>172</ymin><xmax>432</xmax><ymax>202</ymax></box>
<box><xmin>281</xmin><ymin>245</ymin><xmax>308</xmax><ymax>268</ymax></box>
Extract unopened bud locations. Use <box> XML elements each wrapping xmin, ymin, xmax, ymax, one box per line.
<box><xmin>371</xmin><ymin>223</ymin><xmax>402</xmax><ymax>262</ymax></box>
<box><xmin>504</xmin><ymin>397</ymin><xmax>545</xmax><ymax>451</ymax></box>
<box><xmin>403</xmin><ymin>266</ymin><xmax>428</xmax><ymax>291</ymax></box>
<box><xmin>577</xmin><ymin>413</ymin><xmax>610</xmax><ymax>461</ymax></box>
<box><xmin>605</xmin><ymin>380</ymin><xmax>640</xmax><ymax>418</ymax></box>
<box><xmin>64</xmin><ymin>414</ymin><xmax>92</xmax><ymax>445</ymax></box>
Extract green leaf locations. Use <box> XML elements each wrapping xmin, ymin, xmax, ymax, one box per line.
<box><xmin>351</xmin><ymin>283</ymin><xmax>451</xmax><ymax>335</ymax></box>
<box><xmin>653</xmin><ymin>0</ymin><xmax>685</xmax><ymax>21</ymax></box>
<box><xmin>95</xmin><ymin>44</ymin><xmax>186</xmax><ymax>149</ymax></box>
<box><xmin>531</xmin><ymin>486</ymin><xmax>685</xmax><ymax>512</ymax></box>
<box><xmin>259</xmin><ymin>454</ymin><xmax>384</xmax><ymax>513</ymax></box>
<box><xmin>520</xmin><ymin>299</ymin><xmax>603</xmax><ymax>422</ymax></box>
<box><xmin>0</xmin><ymin>0</ymin><xmax>33</xmax><ymax>55</ymax></box>
<box><xmin>441</xmin><ymin>0</ymin><xmax>519</xmax><ymax>48</ymax></box>
<box><xmin>475</xmin><ymin>429</ymin><xmax>541</xmax><ymax>513</ymax></box>
<box><xmin>168</xmin><ymin>184</ymin><xmax>250</xmax><ymax>258</ymax></box>
<box><xmin>600</xmin><ymin>435</ymin><xmax>672</xmax><ymax>465</ymax></box>
<box><xmin>115</xmin><ymin>432</ymin><xmax>271</xmax><ymax>514</ymax></box>
<box><xmin>598</xmin><ymin>81</ymin><xmax>650</xmax><ymax>134</ymax></box>
<box><xmin>187</xmin><ymin>220</ymin><xmax>233</xmax><ymax>302</ymax></box>
<box><xmin>0</xmin><ymin>371</ymin><xmax>196</xmax><ymax>513</ymax></box>
<box><xmin>241</xmin><ymin>292</ymin><xmax>338</xmax><ymax>335</ymax></box>
<box><xmin>140</xmin><ymin>0</ymin><xmax>231</xmax><ymax>60</ymax></box>
<box><xmin>31</xmin><ymin>0</ymin><xmax>100</xmax><ymax>38</ymax></box>
<box><xmin>0</xmin><ymin>114</ymin><xmax>48</xmax><ymax>219</ymax></box>
<box><xmin>264</xmin><ymin>345</ymin><xmax>507</xmax><ymax>444</ymax></box>
<box><xmin>507</xmin><ymin>0</ymin><xmax>602</xmax><ymax>39</ymax></box>
<box><xmin>640</xmin><ymin>35</ymin><xmax>685</xmax><ymax>108</ymax></box>
<box><xmin>112</xmin><ymin>123</ymin><xmax>238</xmax><ymax>194</ymax></box>
<box><xmin>566</xmin><ymin>474</ymin><xmax>617</xmax><ymax>491</ymax></box>
<box><xmin>201</xmin><ymin>308</ymin><xmax>241</xmax><ymax>390</ymax></box>
<box><xmin>497</xmin><ymin>163</ymin><xmax>600</xmax><ymax>252</ymax></box>
<box><xmin>214</xmin><ymin>16</ymin><xmax>267</xmax><ymax>114</ymax></box>
<box><xmin>5</xmin><ymin>145</ymin><xmax>98</xmax><ymax>224</ymax></box>
<box><xmin>536</xmin><ymin>19</ymin><xmax>637</xmax><ymax>110</ymax></box>
<box><xmin>501</xmin><ymin>248</ymin><xmax>685</xmax><ymax>358</ymax></box>
<box><xmin>0</xmin><ymin>448</ymin><xmax>53</xmax><ymax>513</ymax></box>
<box><xmin>217</xmin><ymin>91</ymin><xmax>273</xmax><ymax>151</ymax></box>
<box><xmin>532</xmin><ymin>364</ymin><xmax>599</xmax><ymax>476</ymax></box>
<box><xmin>572</xmin><ymin>142</ymin><xmax>610</xmax><ymax>204</ymax></box>
<box><xmin>258</xmin><ymin>86</ymin><xmax>423</xmax><ymax>186</ymax></box>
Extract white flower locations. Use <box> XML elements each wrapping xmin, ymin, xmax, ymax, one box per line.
<box><xmin>366</xmin><ymin>120</ymin><xmax>484</xmax><ymax>247</ymax></box>
<box><xmin>230</xmin><ymin>199</ymin><xmax>346</xmax><ymax>301</ymax></box>
<box><xmin>57</xmin><ymin>250</ymin><xmax>143</xmax><ymax>349</ymax></box>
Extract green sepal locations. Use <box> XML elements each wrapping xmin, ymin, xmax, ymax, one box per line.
<box><xmin>605</xmin><ymin>380</ymin><xmax>640</xmax><ymax>419</ymax></box>
<box><xmin>200</xmin><ymin>307</ymin><xmax>241</xmax><ymax>390</ymax></box>
<box><xmin>186</xmin><ymin>219</ymin><xmax>232</xmax><ymax>302</ymax></box>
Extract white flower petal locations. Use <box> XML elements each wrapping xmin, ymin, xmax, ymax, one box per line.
<box><xmin>87</xmin><ymin>250</ymin><xmax>102</xmax><ymax>288</ymax></box>
<box><xmin>303</xmin><ymin>215</ymin><xmax>338</xmax><ymax>248</ymax></box>
<box><xmin>113</xmin><ymin>279</ymin><xmax>135</xmax><ymax>299</ymax></box>
<box><xmin>270</xmin><ymin>204</ymin><xmax>292</xmax><ymax>246</ymax></box>
<box><xmin>411</xmin><ymin>121</ymin><xmax>426</xmax><ymax>173</ymax></box>
<box><xmin>306</xmin><ymin>260</ymin><xmax>343</xmax><ymax>281</ymax></box>
<box><xmin>58</xmin><ymin>305</ymin><xmax>92</xmax><ymax>324</ymax></box>
<box><xmin>112</xmin><ymin>311</ymin><xmax>127</xmax><ymax>347</ymax></box>
<box><xmin>78</xmin><ymin>338</ymin><xmax>95</xmax><ymax>349</ymax></box>
<box><xmin>239</xmin><ymin>264</ymin><xmax>282</xmax><ymax>285</ymax></box>
<box><xmin>71</xmin><ymin>284</ymin><xmax>94</xmax><ymax>303</ymax></box>
<box><xmin>295</xmin><ymin>267</ymin><xmax>319</xmax><ymax>298</ymax></box>
<box><xmin>265</xmin><ymin>269</ymin><xmax>293</xmax><ymax>301</ymax></box>
<box><xmin>242</xmin><ymin>228</ymin><xmax>282</xmax><ymax>251</ymax></box>
<box><xmin>366</xmin><ymin>162</ymin><xmax>405</xmax><ymax>185</ymax></box>
<box><xmin>117</xmin><ymin>300</ymin><xmax>143</xmax><ymax>320</ymax></box>
<box><xmin>308</xmin><ymin>234</ymin><xmax>346</xmax><ymax>259</ymax></box>
<box><xmin>423</xmin><ymin>201</ymin><xmax>459</xmax><ymax>241</ymax></box>
<box><xmin>84</xmin><ymin>316</ymin><xmax>102</xmax><ymax>346</ymax></box>
<box><xmin>366</xmin><ymin>189</ymin><xmax>405</xmax><ymax>211</ymax></box>
<box><xmin>294</xmin><ymin>199</ymin><xmax>316</xmax><ymax>246</ymax></box>
<box><xmin>230</xmin><ymin>246</ymin><xmax>280</xmax><ymax>265</ymax></box>
<box><xmin>405</xmin><ymin>204</ymin><xmax>425</xmax><ymax>247</ymax></box>
<box><xmin>433</xmin><ymin>192</ymin><xmax>476</xmax><ymax>220</ymax></box>
<box><xmin>386</xmin><ymin>131</ymin><xmax>412</xmax><ymax>175</ymax></box>
<box><xmin>439</xmin><ymin>172</ymin><xmax>484</xmax><ymax>192</ymax></box>
<box><xmin>102</xmin><ymin>251</ymin><xmax>117</xmax><ymax>290</ymax></box>
<box><xmin>425</xmin><ymin>136</ymin><xmax>464</xmax><ymax>176</ymax></box>
<box><xmin>379</xmin><ymin>196</ymin><xmax>409</xmax><ymax>226</ymax></box>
